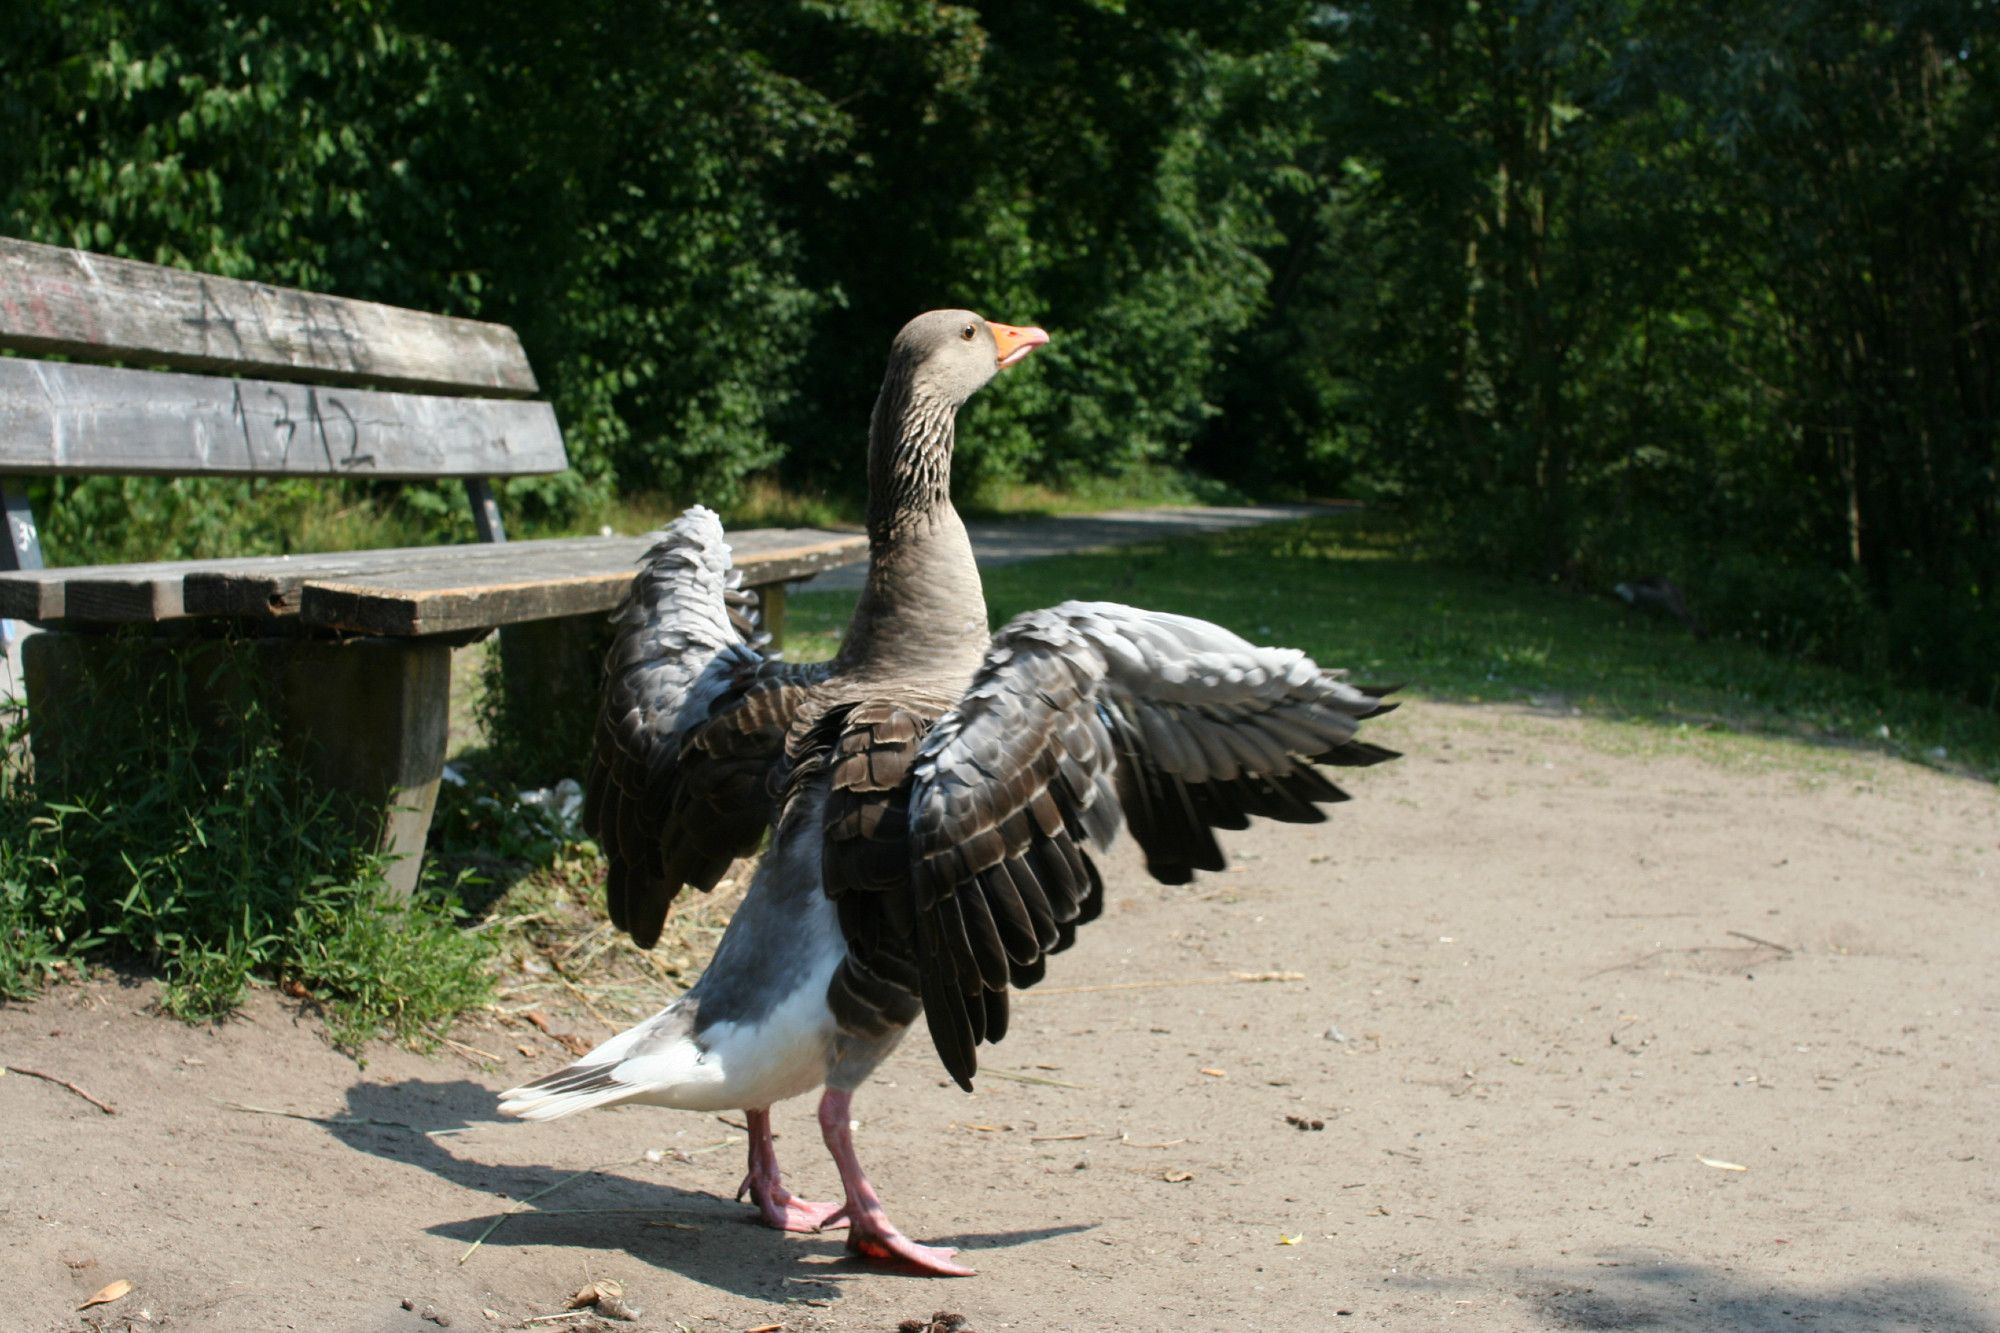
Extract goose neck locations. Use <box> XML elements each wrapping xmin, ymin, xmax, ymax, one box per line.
<box><xmin>866</xmin><ymin>382</ymin><xmax>957</xmax><ymax>544</ymax></box>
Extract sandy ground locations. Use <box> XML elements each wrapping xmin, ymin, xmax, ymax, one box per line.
<box><xmin>3</xmin><ymin>701</ymin><xmax>1997</xmax><ymax>1333</ymax></box>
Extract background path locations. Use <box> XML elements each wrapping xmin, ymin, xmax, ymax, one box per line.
<box><xmin>806</xmin><ymin>501</ymin><xmax>1352</xmax><ymax>591</ymax></box>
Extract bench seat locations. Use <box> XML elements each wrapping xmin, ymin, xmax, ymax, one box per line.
<box><xmin>0</xmin><ymin>527</ymin><xmax>864</xmax><ymax>634</ymax></box>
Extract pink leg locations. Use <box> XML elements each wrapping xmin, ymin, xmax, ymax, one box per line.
<box><xmin>816</xmin><ymin>1087</ymin><xmax>974</xmax><ymax>1276</ymax></box>
<box><xmin>734</xmin><ymin>1107</ymin><xmax>845</xmax><ymax>1232</ymax></box>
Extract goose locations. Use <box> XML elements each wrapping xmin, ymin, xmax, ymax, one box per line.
<box><xmin>499</xmin><ymin>310</ymin><xmax>1398</xmax><ymax>1275</ymax></box>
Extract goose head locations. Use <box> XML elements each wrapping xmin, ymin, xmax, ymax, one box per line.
<box><xmin>885</xmin><ymin>309</ymin><xmax>1049</xmax><ymax>407</ymax></box>
<box><xmin>865</xmin><ymin>309</ymin><xmax>1048</xmax><ymax>544</ymax></box>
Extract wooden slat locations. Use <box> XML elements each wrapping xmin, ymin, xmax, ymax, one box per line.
<box><xmin>187</xmin><ymin>538</ymin><xmax>643</xmax><ymax>619</ymax></box>
<box><xmin>0</xmin><ymin>528</ymin><xmax>868</xmax><ymax>628</ymax></box>
<box><xmin>0</xmin><ymin>550</ymin><xmax>297</xmax><ymax>622</ymax></box>
<box><xmin>0</xmin><ymin>544</ymin><xmax>455</xmax><ymax>622</ymax></box>
<box><xmin>5</xmin><ymin>537</ymin><xmax>645</xmax><ymax>623</ymax></box>
<box><xmin>0</xmin><ymin>237</ymin><xmax>538</xmax><ymax>396</ymax></box>
<box><xmin>300</xmin><ymin>530</ymin><xmax>868</xmax><ymax>636</ymax></box>
<box><xmin>0</xmin><ymin>359</ymin><xmax>566</xmax><ymax>480</ymax></box>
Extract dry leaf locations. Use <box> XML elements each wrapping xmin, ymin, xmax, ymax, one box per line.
<box><xmin>567</xmin><ymin>1279</ymin><xmax>624</xmax><ymax>1309</ymax></box>
<box><xmin>78</xmin><ymin>1279</ymin><xmax>131</xmax><ymax>1310</ymax></box>
<box><xmin>1698</xmin><ymin>1156</ymin><xmax>1749</xmax><ymax>1172</ymax></box>
<box><xmin>517</xmin><ymin>1044</ymin><xmax>541</xmax><ymax>1058</ymax></box>
<box><xmin>1162</xmin><ymin>1170</ymin><xmax>1194</xmax><ymax>1183</ymax></box>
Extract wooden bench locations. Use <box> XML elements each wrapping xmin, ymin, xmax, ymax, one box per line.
<box><xmin>0</xmin><ymin>237</ymin><xmax>864</xmax><ymax>893</ymax></box>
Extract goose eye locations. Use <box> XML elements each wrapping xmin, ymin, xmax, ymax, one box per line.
<box><xmin>961</xmin><ymin>324</ymin><xmax>976</xmax><ymax>340</ymax></box>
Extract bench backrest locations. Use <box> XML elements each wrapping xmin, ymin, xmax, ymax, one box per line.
<box><xmin>0</xmin><ymin>237</ymin><xmax>567</xmax><ymax>563</ymax></box>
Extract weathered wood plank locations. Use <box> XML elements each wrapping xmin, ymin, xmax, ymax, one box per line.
<box><xmin>24</xmin><ymin>540</ymin><xmax>602</xmax><ymax>623</ymax></box>
<box><xmin>0</xmin><ymin>359</ymin><xmax>566</xmax><ymax>479</ymax></box>
<box><xmin>0</xmin><ymin>528</ymin><xmax>867</xmax><ymax>627</ymax></box>
<box><xmin>194</xmin><ymin>529</ymin><xmax>861</xmax><ymax>621</ymax></box>
<box><xmin>0</xmin><ymin>545</ymin><xmax>424</xmax><ymax>622</ymax></box>
<box><xmin>191</xmin><ymin>539</ymin><xmax>629</xmax><ymax>618</ymax></box>
<box><xmin>2</xmin><ymin>538</ymin><xmax>621</xmax><ymax>623</ymax></box>
<box><xmin>0</xmin><ymin>237</ymin><xmax>538</xmax><ymax>396</ymax></box>
<box><xmin>299</xmin><ymin>531</ymin><xmax>867</xmax><ymax>636</ymax></box>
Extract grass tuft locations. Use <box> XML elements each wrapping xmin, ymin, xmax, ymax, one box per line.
<box><xmin>0</xmin><ymin>634</ymin><xmax>490</xmax><ymax>1046</ymax></box>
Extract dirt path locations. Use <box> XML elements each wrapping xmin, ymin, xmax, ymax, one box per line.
<box><xmin>805</xmin><ymin>503</ymin><xmax>1350</xmax><ymax>592</ymax></box>
<box><xmin>3</xmin><ymin>702</ymin><xmax>1996</xmax><ymax>1332</ymax></box>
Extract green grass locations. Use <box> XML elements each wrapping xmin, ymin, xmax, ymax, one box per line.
<box><xmin>958</xmin><ymin>462</ymin><xmax>1250</xmax><ymax>519</ymax></box>
<box><xmin>0</xmin><ymin>636</ymin><xmax>491</xmax><ymax>1047</ymax></box>
<box><xmin>786</xmin><ymin>513</ymin><xmax>2000</xmax><ymax>778</ymax></box>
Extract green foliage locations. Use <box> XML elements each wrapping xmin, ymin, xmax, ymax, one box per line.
<box><xmin>1196</xmin><ymin>0</ymin><xmax>1997</xmax><ymax>709</ymax></box>
<box><xmin>1</xmin><ymin>0</ymin><xmax>1993</xmax><ymax>710</ymax></box>
<box><xmin>0</xmin><ymin>636</ymin><xmax>489</xmax><ymax>1044</ymax></box>
<box><xmin>470</xmin><ymin>624</ymin><xmax>608</xmax><ymax>790</ymax></box>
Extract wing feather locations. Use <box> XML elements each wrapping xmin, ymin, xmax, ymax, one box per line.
<box><xmin>583</xmin><ymin>507</ymin><xmax>830</xmax><ymax>947</ymax></box>
<box><xmin>896</xmin><ymin>601</ymin><xmax>1398</xmax><ymax>1088</ymax></box>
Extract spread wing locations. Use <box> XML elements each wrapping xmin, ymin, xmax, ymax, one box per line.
<box><xmin>828</xmin><ymin>601</ymin><xmax>1398</xmax><ymax>1089</ymax></box>
<box><xmin>583</xmin><ymin>507</ymin><xmax>831</xmax><ymax>948</ymax></box>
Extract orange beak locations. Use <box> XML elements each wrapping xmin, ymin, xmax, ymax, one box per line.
<box><xmin>990</xmin><ymin>321</ymin><xmax>1050</xmax><ymax>370</ymax></box>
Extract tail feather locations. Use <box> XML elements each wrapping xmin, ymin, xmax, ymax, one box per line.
<box><xmin>497</xmin><ymin>1001</ymin><xmax>715</xmax><ymax>1121</ymax></box>
<box><xmin>497</xmin><ymin>1063</ymin><xmax>638</xmax><ymax>1121</ymax></box>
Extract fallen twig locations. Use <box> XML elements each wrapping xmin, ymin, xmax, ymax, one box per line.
<box><xmin>981</xmin><ymin>1069</ymin><xmax>1085</xmax><ymax>1089</ymax></box>
<box><xmin>218</xmin><ymin>1100</ymin><xmax>466</xmax><ymax>1136</ymax></box>
<box><xmin>4</xmin><ymin>1065</ymin><xmax>116</xmax><ymax>1115</ymax></box>
<box><xmin>469</xmin><ymin>910</ymin><xmax>556</xmax><ymax>935</ymax></box>
<box><xmin>459</xmin><ymin>1157</ymin><xmax>635</xmax><ymax>1265</ymax></box>
<box><xmin>1023</xmin><ymin>971</ymin><xmax>1303</xmax><ymax>998</ymax></box>
<box><xmin>1029</xmin><ymin>1132</ymin><xmax>1092</xmax><ymax>1142</ymax></box>
<box><xmin>550</xmin><ymin>961</ymin><xmax>622</xmax><ymax>1032</ymax></box>
<box><xmin>690</xmin><ymin>1135</ymin><xmax>743</xmax><ymax>1157</ymax></box>
<box><xmin>1725</xmin><ymin>930</ymin><xmax>1794</xmax><ymax>954</ymax></box>
<box><xmin>518</xmin><ymin>1208</ymin><xmax>685</xmax><ymax>1216</ymax></box>
<box><xmin>441</xmin><ymin>1036</ymin><xmax>505</xmax><ymax>1064</ymax></box>
<box><xmin>1587</xmin><ymin>940</ymin><xmax>1779</xmax><ymax>978</ymax></box>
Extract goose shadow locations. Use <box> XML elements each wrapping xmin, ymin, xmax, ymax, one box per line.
<box><xmin>1516</xmin><ymin>1255</ymin><xmax>1997</xmax><ymax>1331</ymax></box>
<box><xmin>327</xmin><ymin>1077</ymin><xmax>1093</xmax><ymax>1301</ymax></box>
